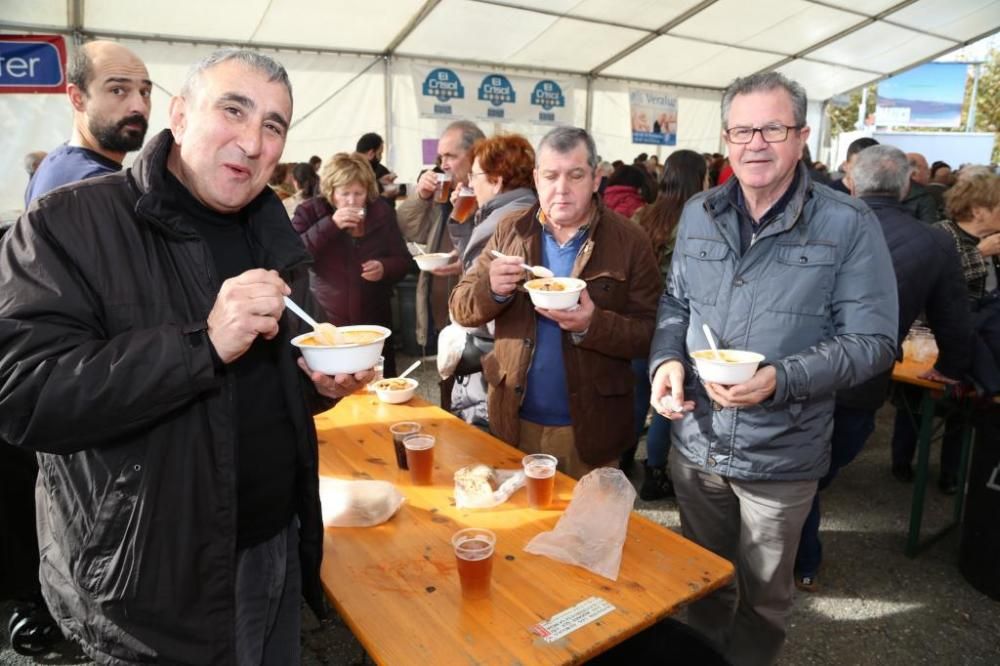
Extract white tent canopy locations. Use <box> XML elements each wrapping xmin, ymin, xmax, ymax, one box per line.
<box><xmin>2</xmin><ymin>0</ymin><xmax>999</xmax><ymax>215</ymax></box>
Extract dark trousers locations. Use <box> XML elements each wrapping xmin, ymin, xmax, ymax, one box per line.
<box><xmin>890</xmin><ymin>384</ymin><xmax>962</xmax><ymax>475</ymax></box>
<box><xmin>795</xmin><ymin>405</ymin><xmax>877</xmax><ymax>577</ymax></box>
<box><xmin>234</xmin><ymin>519</ymin><xmax>301</xmax><ymax>665</ymax></box>
<box><xmin>0</xmin><ymin>447</ymin><xmax>42</xmax><ymax>602</ymax></box>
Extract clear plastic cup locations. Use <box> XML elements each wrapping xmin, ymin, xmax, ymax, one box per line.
<box><xmin>403</xmin><ymin>434</ymin><xmax>435</xmax><ymax>485</ymax></box>
<box><xmin>452</xmin><ymin>186</ymin><xmax>477</xmax><ymax>223</ymax></box>
<box><xmin>522</xmin><ymin>454</ymin><xmax>557</xmax><ymax>508</ymax></box>
<box><xmin>388</xmin><ymin>421</ymin><xmax>420</xmax><ymax>469</ymax></box>
<box><xmin>434</xmin><ymin>173</ymin><xmax>453</xmax><ymax>204</ymax></box>
<box><xmin>348</xmin><ymin>207</ymin><xmax>366</xmax><ymax>238</ymax></box>
<box><xmin>366</xmin><ymin>355</ymin><xmax>385</xmax><ymax>392</ymax></box>
<box><xmin>452</xmin><ymin>528</ymin><xmax>496</xmax><ymax>600</ymax></box>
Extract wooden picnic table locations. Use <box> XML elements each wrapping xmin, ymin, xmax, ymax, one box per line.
<box><xmin>314</xmin><ymin>393</ymin><xmax>734</xmax><ymax>665</ymax></box>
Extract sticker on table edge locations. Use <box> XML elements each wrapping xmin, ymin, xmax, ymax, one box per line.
<box><xmin>530</xmin><ymin>596</ymin><xmax>616</xmax><ymax>644</ymax></box>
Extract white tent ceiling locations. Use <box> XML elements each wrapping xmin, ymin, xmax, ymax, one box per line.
<box><xmin>1</xmin><ymin>0</ymin><xmax>998</xmax><ymax>217</ymax></box>
<box><xmin>3</xmin><ymin>0</ymin><xmax>999</xmax><ymax>102</ymax></box>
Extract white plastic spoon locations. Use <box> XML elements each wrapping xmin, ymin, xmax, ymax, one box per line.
<box><xmin>702</xmin><ymin>323</ymin><xmax>722</xmax><ymax>361</ymax></box>
<box><xmin>284</xmin><ymin>296</ymin><xmax>339</xmax><ymax>345</ymax></box>
<box><xmin>490</xmin><ymin>250</ymin><xmax>555</xmax><ymax>279</ymax></box>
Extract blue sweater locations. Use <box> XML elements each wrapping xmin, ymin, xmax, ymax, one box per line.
<box><xmin>25</xmin><ymin>144</ymin><xmax>121</xmax><ymax>206</ymax></box>
<box><xmin>519</xmin><ymin>228</ymin><xmax>586</xmax><ymax>426</ymax></box>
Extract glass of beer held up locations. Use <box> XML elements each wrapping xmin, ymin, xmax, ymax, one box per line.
<box><xmin>451</xmin><ymin>185</ymin><xmax>477</xmax><ymax>223</ymax></box>
<box><xmin>452</xmin><ymin>528</ymin><xmax>496</xmax><ymax>600</ymax></box>
<box><xmin>522</xmin><ymin>454</ymin><xmax>557</xmax><ymax>509</ymax></box>
<box><xmin>434</xmin><ymin>173</ymin><xmax>453</xmax><ymax>204</ymax></box>
<box><xmin>347</xmin><ymin>207</ymin><xmax>366</xmax><ymax>238</ymax></box>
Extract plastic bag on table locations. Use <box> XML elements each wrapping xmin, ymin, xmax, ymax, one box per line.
<box><xmin>523</xmin><ymin>467</ymin><xmax>635</xmax><ymax>580</ymax></box>
<box><xmin>319</xmin><ymin>477</ymin><xmax>405</xmax><ymax>527</ymax></box>
<box><xmin>453</xmin><ymin>464</ymin><xmax>526</xmax><ymax>509</ymax></box>
<box><xmin>436</xmin><ymin>322</ymin><xmax>469</xmax><ymax>380</ymax></box>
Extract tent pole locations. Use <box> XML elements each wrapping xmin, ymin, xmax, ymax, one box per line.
<box><xmin>384</xmin><ymin>56</ymin><xmax>393</xmax><ymax>163</ymax></box>
<box><xmin>585</xmin><ymin>76</ymin><xmax>593</xmax><ymax>132</ymax></box>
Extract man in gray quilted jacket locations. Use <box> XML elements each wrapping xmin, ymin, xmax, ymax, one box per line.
<box><xmin>649</xmin><ymin>72</ymin><xmax>898</xmax><ymax>666</ymax></box>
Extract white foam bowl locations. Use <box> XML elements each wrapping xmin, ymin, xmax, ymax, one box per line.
<box><xmin>691</xmin><ymin>349</ymin><xmax>765</xmax><ymax>385</ymax></box>
<box><xmin>524</xmin><ymin>277</ymin><xmax>586</xmax><ymax>310</ymax></box>
<box><xmin>414</xmin><ymin>252</ymin><xmax>453</xmax><ymax>271</ymax></box>
<box><xmin>373</xmin><ymin>377</ymin><xmax>419</xmax><ymax>404</ymax></box>
<box><xmin>291</xmin><ymin>325</ymin><xmax>390</xmax><ymax>375</ymax></box>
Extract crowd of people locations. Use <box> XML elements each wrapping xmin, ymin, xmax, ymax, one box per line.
<box><xmin>1</xmin><ymin>40</ymin><xmax>999</xmax><ymax>666</ymax></box>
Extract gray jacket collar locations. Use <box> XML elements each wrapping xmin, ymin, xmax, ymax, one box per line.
<box><xmin>477</xmin><ymin>186</ymin><xmax>535</xmax><ymax>221</ymax></box>
<box><xmin>703</xmin><ymin>162</ymin><xmax>814</xmax><ymax>244</ymax></box>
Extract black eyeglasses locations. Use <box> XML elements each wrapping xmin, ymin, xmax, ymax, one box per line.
<box><xmin>724</xmin><ymin>124</ymin><xmax>802</xmax><ymax>145</ymax></box>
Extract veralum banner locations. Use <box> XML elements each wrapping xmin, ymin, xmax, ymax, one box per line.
<box><xmin>629</xmin><ymin>88</ymin><xmax>678</xmax><ymax>146</ymax></box>
<box><xmin>414</xmin><ymin>65</ymin><xmax>575</xmax><ymax>126</ymax></box>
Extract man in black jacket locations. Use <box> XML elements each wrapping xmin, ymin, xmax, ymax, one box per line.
<box><xmin>0</xmin><ymin>49</ymin><xmax>370</xmax><ymax>665</ymax></box>
<box><xmin>794</xmin><ymin>144</ymin><xmax>972</xmax><ymax>591</ymax></box>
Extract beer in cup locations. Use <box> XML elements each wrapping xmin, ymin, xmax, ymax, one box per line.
<box><xmin>452</xmin><ymin>528</ymin><xmax>496</xmax><ymax>600</ymax></box>
<box><xmin>434</xmin><ymin>173</ymin><xmax>453</xmax><ymax>204</ymax></box>
<box><xmin>389</xmin><ymin>421</ymin><xmax>421</xmax><ymax>469</ymax></box>
<box><xmin>348</xmin><ymin>207</ymin><xmax>366</xmax><ymax>238</ymax></box>
<box><xmin>403</xmin><ymin>434</ymin><xmax>435</xmax><ymax>485</ymax></box>
<box><xmin>522</xmin><ymin>454</ymin><xmax>557</xmax><ymax>508</ymax></box>
<box><xmin>451</xmin><ymin>186</ymin><xmax>477</xmax><ymax>223</ymax></box>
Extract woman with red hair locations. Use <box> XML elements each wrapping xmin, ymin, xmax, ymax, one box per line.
<box><xmin>445</xmin><ymin>134</ymin><xmax>537</xmax><ymax>427</ymax></box>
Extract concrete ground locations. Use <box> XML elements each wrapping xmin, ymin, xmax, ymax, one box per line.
<box><xmin>3</xmin><ymin>353</ymin><xmax>998</xmax><ymax>665</ymax></box>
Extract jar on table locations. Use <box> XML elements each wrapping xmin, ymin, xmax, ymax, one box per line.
<box><xmin>902</xmin><ymin>325</ymin><xmax>937</xmax><ymax>363</ymax></box>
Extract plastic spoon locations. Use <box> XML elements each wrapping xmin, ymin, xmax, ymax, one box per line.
<box><xmin>702</xmin><ymin>323</ymin><xmax>722</xmax><ymax>361</ymax></box>
<box><xmin>284</xmin><ymin>296</ymin><xmax>339</xmax><ymax>345</ymax></box>
<box><xmin>490</xmin><ymin>250</ymin><xmax>555</xmax><ymax>279</ymax></box>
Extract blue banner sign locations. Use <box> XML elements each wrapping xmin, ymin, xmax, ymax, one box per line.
<box><xmin>0</xmin><ymin>35</ymin><xmax>67</xmax><ymax>93</ymax></box>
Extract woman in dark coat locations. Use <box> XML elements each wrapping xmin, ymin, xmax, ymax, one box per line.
<box><xmin>291</xmin><ymin>152</ymin><xmax>414</xmax><ymax>376</ymax></box>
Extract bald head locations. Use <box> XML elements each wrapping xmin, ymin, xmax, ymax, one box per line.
<box><xmin>906</xmin><ymin>152</ymin><xmax>929</xmax><ymax>185</ymax></box>
<box><xmin>69</xmin><ymin>41</ymin><xmax>148</xmax><ymax>93</ymax></box>
<box><xmin>67</xmin><ymin>40</ymin><xmax>151</xmax><ymax>161</ymax></box>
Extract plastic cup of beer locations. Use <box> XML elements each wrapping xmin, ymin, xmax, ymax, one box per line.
<box><xmin>389</xmin><ymin>421</ymin><xmax>420</xmax><ymax>469</ymax></box>
<box><xmin>434</xmin><ymin>173</ymin><xmax>453</xmax><ymax>204</ymax></box>
<box><xmin>522</xmin><ymin>454</ymin><xmax>557</xmax><ymax>509</ymax></box>
<box><xmin>403</xmin><ymin>434</ymin><xmax>435</xmax><ymax>485</ymax></box>
<box><xmin>452</xmin><ymin>186</ymin><xmax>477</xmax><ymax>223</ymax></box>
<box><xmin>348</xmin><ymin>207</ymin><xmax>366</xmax><ymax>238</ymax></box>
<box><xmin>452</xmin><ymin>528</ymin><xmax>496</xmax><ymax>600</ymax></box>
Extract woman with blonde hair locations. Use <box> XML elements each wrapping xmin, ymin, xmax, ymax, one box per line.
<box><xmin>291</xmin><ymin>152</ymin><xmax>414</xmax><ymax>376</ymax></box>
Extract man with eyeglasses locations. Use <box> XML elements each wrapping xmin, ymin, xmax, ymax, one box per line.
<box><xmin>648</xmin><ymin>72</ymin><xmax>898</xmax><ymax>666</ymax></box>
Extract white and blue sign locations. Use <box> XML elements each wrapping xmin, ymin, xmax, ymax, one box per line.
<box><xmin>421</xmin><ymin>67</ymin><xmax>464</xmax><ymax>115</ymax></box>
<box><xmin>531</xmin><ymin>79</ymin><xmax>565</xmax><ymax>123</ymax></box>
<box><xmin>0</xmin><ymin>35</ymin><xmax>67</xmax><ymax>93</ymax></box>
<box><xmin>413</xmin><ymin>64</ymin><xmax>574</xmax><ymax>125</ymax></box>
<box><xmin>477</xmin><ymin>74</ymin><xmax>516</xmax><ymax>119</ymax></box>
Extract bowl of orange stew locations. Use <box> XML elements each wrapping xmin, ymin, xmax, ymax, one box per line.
<box><xmin>291</xmin><ymin>325</ymin><xmax>391</xmax><ymax>375</ymax></box>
